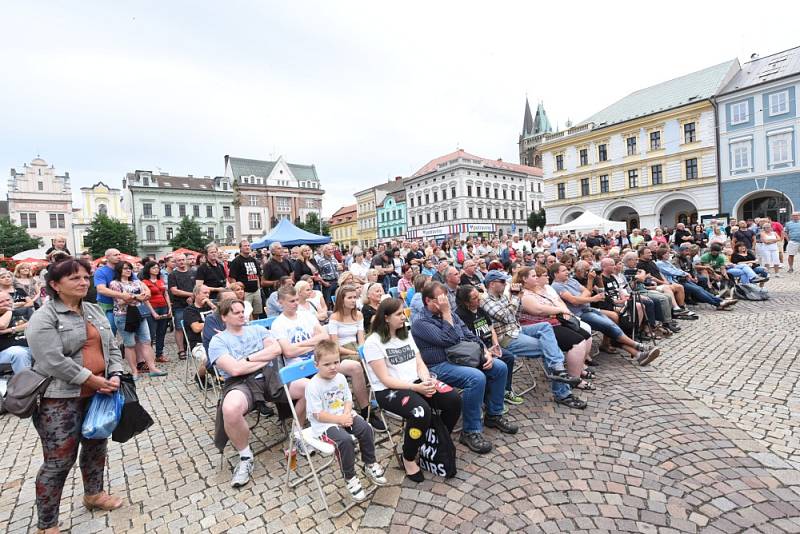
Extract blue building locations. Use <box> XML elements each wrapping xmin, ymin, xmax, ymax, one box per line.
<box><xmin>717</xmin><ymin>47</ymin><xmax>800</xmax><ymax>223</ymax></box>
<box><xmin>376</xmin><ymin>178</ymin><xmax>406</xmax><ymax>244</ymax></box>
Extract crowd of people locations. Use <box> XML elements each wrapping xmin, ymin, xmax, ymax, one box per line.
<box><xmin>2</xmin><ymin>211</ymin><xmax>800</xmax><ymax>532</ymax></box>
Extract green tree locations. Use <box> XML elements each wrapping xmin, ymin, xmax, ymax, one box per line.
<box><xmin>527</xmin><ymin>208</ymin><xmax>547</xmax><ymax>231</ymax></box>
<box><xmin>169</xmin><ymin>217</ymin><xmax>210</xmax><ymax>251</ymax></box>
<box><xmin>295</xmin><ymin>212</ymin><xmax>330</xmax><ymax>236</ymax></box>
<box><xmin>84</xmin><ymin>214</ymin><xmax>138</xmax><ymax>258</ymax></box>
<box><xmin>0</xmin><ymin>217</ymin><xmax>44</xmax><ymax>257</ymax></box>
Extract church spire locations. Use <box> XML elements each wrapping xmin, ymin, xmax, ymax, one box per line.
<box><xmin>533</xmin><ymin>102</ymin><xmax>552</xmax><ymax>135</ymax></box>
<box><xmin>521</xmin><ymin>97</ymin><xmax>534</xmax><ymax>137</ymax></box>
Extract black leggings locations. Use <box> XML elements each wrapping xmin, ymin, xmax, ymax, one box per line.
<box><xmin>375</xmin><ymin>387</ymin><xmax>461</xmax><ymax>461</ymax></box>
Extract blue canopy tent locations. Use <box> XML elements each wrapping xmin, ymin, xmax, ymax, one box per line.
<box><xmin>251</xmin><ymin>219</ymin><xmax>331</xmax><ymax>249</ymax></box>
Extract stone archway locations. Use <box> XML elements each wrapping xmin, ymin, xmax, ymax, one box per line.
<box><xmin>561</xmin><ymin>207</ymin><xmax>584</xmax><ymax>224</ymax></box>
<box><xmin>606</xmin><ymin>204</ymin><xmax>639</xmax><ymax>232</ymax></box>
<box><xmin>658</xmin><ymin>198</ymin><xmax>698</xmax><ymax>228</ymax></box>
<box><xmin>734</xmin><ymin>190</ymin><xmax>794</xmax><ymax>224</ymax></box>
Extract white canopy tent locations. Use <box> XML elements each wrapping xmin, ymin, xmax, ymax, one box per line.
<box><xmin>550</xmin><ymin>211</ymin><xmax>627</xmax><ymax>233</ymax></box>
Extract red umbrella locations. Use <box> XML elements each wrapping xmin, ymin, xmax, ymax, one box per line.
<box><xmin>92</xmin><ymin>253</ymin><xmax>141</xmax><ymax>267</ymax></box>
<box><xmin>165</xmin><ymin>248</ymin><xmax>201</xmax><ymax>259</ymax></box>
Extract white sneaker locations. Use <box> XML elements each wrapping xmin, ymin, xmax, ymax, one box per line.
<box><xmin>231</xmin><ymin>457</ymin><xmax>254</xmax><ymax>488</ymax></box>
<box><xmin>364</xmin><ymin>463</ymin><xmax>387</xmax><ymax>486</ymax></box>
<box><xmin>346</xmin><ymin>476</ymin><xmax>367</xmax><ymax>502</ymax></box>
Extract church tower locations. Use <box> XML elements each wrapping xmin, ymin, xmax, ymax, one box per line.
<box><xmin>518</xmin><ymin>98</ymin><xmax>552</xmax><ymax>167</ymax></box>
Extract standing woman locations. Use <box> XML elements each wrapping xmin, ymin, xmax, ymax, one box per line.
<box><xmin>293</xmin><ymin>245</ymin><xmax>321</xmax><ymax>289</ymax></box>
<box><xmin>760</xmin><ymin>222</ymin><xmax>782</xmax><ymax>276</ymax></box>
<box><xmin>109</xmin><ymin>261</ymin><xmax>165</xmax><ymax>379</ymax></box>
<box><xmin>14</xmin><ymin>262</ymin><xmax>41</xmax><ymax>306</ymax></box>
<box><xmin>363</xmin><ymin>298</ymin><xmax>461</xmax><ymax>482</ymax></box>
<box><xmin>141</xmin><ymin>260</ymin><xmax>171</xmax><ymax>363</ymax></box>
<box><xmin>327</xmin><ymin>284</ymin><xmax>364</xmax><ymax>361</ymax></box>
<box><xmin>361</xmin><ymin>282</ymin><xmax>384</xmax><ymax>333</ymax></box>
<box><xmin>25</xmin><ymin>257</ymin><xmax>125</xmax><ymax>533</ymax></box>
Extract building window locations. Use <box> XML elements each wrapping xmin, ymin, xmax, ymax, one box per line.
<box><xmin>504</xmin><ymin>209</ymin><xmax>509</xmax><ymax>219</ymax></box>
<box><xmin>627</xmin><ymin>169</ymin><xmax>638</xmax><ymax>188</ymax></box>
<box><xmin>731</xmin><ymin>101</ymin><xmax>749</xmax><ymax>124</ymax></box>
<box><xmin>410</xmin><ymin>197</ymin><xmax>414</xmax><ymax>207</ymax></box>
<box><xmin>599</xmin><ymin>175</ymin><xmax>609</xmax><ymax>193</ymax></box>
<box><xmin>426</xmin><ymin>213</ymin><xmax>431</xmax><ymax>224</ymax></box>
<box><xmin>226</xmin><ymin>226</ymin><xmax>234</xmax><ymax>241</ymax></box>
<box><xmin>731</xmin><ymin>141</ymin><xmax>752</xmax><ymax>172</ymax></box>
<box><xmin>441</xmin><ymin>190</ymin><xmax>446</xmax><ymax>201</ymax></box>
<box><xmin>451</xmin><ymin>187</ymin><xmax>456</xmax><ymax>198</ymax></box>
<box><xmin>433</xmin><ymin>192</ymin><xmax>438</xmax><ymax>202</ymax></box>
<box><xmin>434</xmin><ymin>212</ymin><xmax>439</xmax><ymax>222</ymax></box>
<box><xmin>193</xmin><ymin>205</ymin><xmax>200</xmax><ymax>217</ymax></box>
<box><xmin>769</xmin><ymin>91</ymin><xmax>789</xmax><ymax>116</ymax></box>
<box><xmin>206</xmin><ymin>205</ymin><xmax>213</xmax><ymax>217</ymax></box>
<box><xmin>411</xmin><ymin>215</ymin><xmax>415</xmax><ymax>226</ymax></box>
<box><xmin>249</xmin><ymin>196</ymin><xmax>258</xmax><ymax>207</ymax></box>
<box><xmin>626</xmin><ymin>136</ymin><xmax>637</xmax><ymax>156</ymax></box>
<box><xmin>511</xmin><ymin>190</ymin><xmax>516</xmax><ymax>201</ymax></box>
<box><xmin>557</xmin><ymin>183</ymin><xmax>565</xmax><ymax>199</ymax></box>
<box><xmin>494</xmin><ymin>208</ymin><xmax>499</xmax><ymax>219</ymax></box>
<box><xmin>248</xmin><ymin>213</ymin><xmax>262</xmax><ymax>230</ymax></box>
<box><xmin>143</xmin><ymin>203</ymin><xmax>152</xmax><ymax>216</ymax></box>
<box><xmin>468</xmin><ymin>207</ymin><xmax>474</xmax><ymax>218</ymax></box>
<box><xmin>207</xmin><ymin>227</ymin><xmax>214</xmax><ymax>239</ymax></box>
<box><xmin>452</xmin><ymin>207</ymin><xmax>457</xmax><ymax>219</ymax></box>
<box><xmin>684</xmin><ymin>122</ymin><xmax>696</xmax><ymax>143</ymax></box>
<box><xmin>502</xmin><ymin>189</ymin><xmax>507</xmax><ymax>200</ymax></box>
<box><xmin>164</xmin><ymin>204</ymin><xmax>172</xmax><ymax>216</ymax></box>
<box><xmin>467</xmin><ymin>185</ymin><xmax>472</xmax><ymax>196</ymax></box>
<box><xmin>579</xmin><ymin>148</ymin><xmax>588</xmax><ymax>166</ymax></box>
<box><xmin>146</xmin><ymin>225</ymin><xmax>155</xmax><ymax>241</ymax></box>
<box><xmin>223</xmin><ymin>206</ymin><xmax>231</xmax><ymax>217</ymax></box>
<box><xmin>580</xmin><ymin>178</ymin><xmax>590</xmax><ymax>196</ymax></box>
<box><xmin>650</xmin><ymin>131</ymin><xmax>661</xmax><ymax>150</ymax></box>
<box><xmin>179</xmin><ymin>204</ymin><xmax>186</xmax><ymax>217</ymax></box>
<box><xmin>768</xmin><ymin>131</ymin><xmax>793</xmax><ymax>167</ymax></box>
<box><xmin>651</xmin><ymin>164</ymin><xmax>663</xmax><ymax>185</ymax></box>
<box><xmin>20</xmin><ymin>213</ymin><xmax>37</xmax><ymax>228</ymax></box>
<box><xmin>425</xmin><ymin>194</ymin><xmax>430</xmax><ymax>204</ymax></box>
<box><xmin>598</xmin><ymin>144</ymin><xmax>607</xmax><ymax>162</ymax></box>
<box><xmin>98</xmin><ymin>204</ymin><xmax>108</xmax><ymax>216</ymax></box>
<box><xmin>37</xmin><ymin>181</ymin><xmax>44</xmax><ymax>191</ymax></box>
<box><xmin>494</xmin><ymin>188</ymin><xmax>499</xmax><ymax>199</ymax></box>
<box><xmin>685</xmin><ymin>158</ymin><xmax>698</xmax><ymax>179</ymax></box>
<box><xmin>443</xmin><ymin>210</ymin><xmax>448</xmax><ymax>221</ymax></box>
<box><xmin>477</xmin><ymin>207</ymin><xmax>483</xmax><ymax>218</ymax></box>
<box><xmin>166</xmin><ymin>227</ymin><xmax>173</xmax><ymax>240</ymax></box>
<box><xmin>555</xmin><ymin>154</ymin><xmax>564</xmax><ymax>171</ymax></box>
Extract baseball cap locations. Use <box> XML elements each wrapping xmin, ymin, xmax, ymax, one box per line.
<box><xmin>483</xmin><ymin>270</ymin><xmax>510</xmax><ymax>284</ymax></box>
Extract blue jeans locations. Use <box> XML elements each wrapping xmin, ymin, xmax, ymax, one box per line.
<box><xmin>114</xmin><ymin>315</ymin><xmax>152</xmax><ymax>347</ymax></box>
<box><xmin>0</xmin><ymin>345</ymin><xmax>32</xmax><ymax>374</ymax></box>
<box><xmin>682</xmin><ymin>281</ymin><xmax>721</xmax><ymax>306</ymax></box>
<box><xmin>728</xmin><ymin>265</ymin><xmax>766</xmax><ymax>283</ymax></box>
<box><xmin>105</xmin><ymin>309</ymin><xmax>117</xmax><ymax>336</ymax></box>
<box><xmin>578</xmin><ymin>309</ymin><xmax>624</xmax><ymax>340</ymax></box>
<box><xmin>505</xmin><ymin>323</ymin><xmax>570</xmax><ymax>400</ymax></box>
<box><xmin>145</xmin><ymin>306</ymin><xmax>170</xmax><ymax>357</ymax></box>
<box><xmin>499</xmin><ymin>349</ymin><xmax>516</xmax><ymax>392</ymax></box>
<box><xmin>428</xmin><ymin>358</ymin><xmax>508</xmax><ymax>433</ymax></box>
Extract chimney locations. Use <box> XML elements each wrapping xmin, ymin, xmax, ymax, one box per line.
<box><xmin>395</xmin><ymin>176</ymin><xmax>402</xmax><ymax>181</ymax></box>
<box><xmin>497</xmin><ymin>158</ymin><xmax>502</xmax><ymax>162</ymax></box>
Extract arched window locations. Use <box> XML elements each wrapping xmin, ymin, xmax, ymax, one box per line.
<box><xmin>98</xmin><ymin>203</ymin><xmax>108</xmax><ymax>216</ymax></box>
<box><xmin>146</xmin><ymin>225</ymin><xmax>155</xmax><ymax>241</ymax></box>
<box><xmin>226</xmin><ymin>225</ymin><xmax>234</xmax><ymax>241</ymax></box>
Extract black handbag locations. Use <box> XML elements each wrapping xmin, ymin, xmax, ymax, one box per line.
<box><xmin>124</xmin><ymin>305</ymin><xmax>142</xmax><ymax>333</ymax></box>
<box><xmin>445</xmin><ymin>340</ymin><xmax>485</xmax><ymax>368</ymax></box>
<box><xmin>418</xmin><ymin>411</ymin><xmax>457</xmax><ymax>478</ymax></box>
<box><xmin>112</xmin><ymin>374</ymin><xmax>154</xmax><ymax>442</ymax></box>
<box><xmin>4</xmin><ymin>368</ymin><xmax>52</xmax><ymax>418</ymax></box>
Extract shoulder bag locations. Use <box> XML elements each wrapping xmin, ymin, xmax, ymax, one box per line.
<box><xmin>445</xmin><ymin>340</ymin><xmax>485</xmax><ymax>368</ymax></box>
<box><xmin>4</xmin><ymin>368</ymin><xmax>53</xmax><ymax>418</ymax></box>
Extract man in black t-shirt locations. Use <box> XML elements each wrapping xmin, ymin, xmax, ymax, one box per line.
<box><xmin>183</xmin><ymin>285</ymin><xmax>215</xmax><ymax>350</ymax></box>
<box><xmin>228</xmin><ymin>240</ymin><xmax>263</xmax><ymax>317</ymax></box>
<box><xmin>168</xmin><ymin>253</ymin><xmax>197</xmax><ymax>357</ymax></box>
<box><xmin>262</xmin><ymin>242</ymin><xmax>294</xmax><ymax>297</ymax></box>
<box><xmin>585</xmin><ymin>229</ymin><xmax>606</xmax><ymax>248</ymax></box>
<box><xmin>195</xmin><ymin>244</ymin><xmax>227</xmax><ymax>298</ymax></box>
<box><xmin>733</xmin><ymin>221</ymin><xmax>756</xmax><ymax>251</ymax></box>
<box><xmin>672</xmin><ymin>223</ymin><xmax>693</xmax><ymax>249</ymax></box>
<box><xmin>405</xmin><ymin>242</ymin><xmax>424</xmax><ymax>266</ymax></box>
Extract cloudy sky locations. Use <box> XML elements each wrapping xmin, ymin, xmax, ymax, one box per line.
<box><xmin>2</xmin><ymin>1</ymin><xmax>798</xmax><ymax>215</ymax></box>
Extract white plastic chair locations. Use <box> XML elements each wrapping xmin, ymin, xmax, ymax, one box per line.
<box><xmin>357</xmin><ymin>346</ymin><xmax>403</xmax><ymax>468</ymax></box>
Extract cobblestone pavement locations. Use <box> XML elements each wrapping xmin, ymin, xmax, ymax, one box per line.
<box><xmin>1</xmin><ymin>275</ymin><xmax>800</xmax><ymax>533</ymax></box>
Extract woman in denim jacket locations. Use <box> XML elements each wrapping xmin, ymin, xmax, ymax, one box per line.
<box><xmin>26</xmin><ymin>257</ymin><xmax>125</xmax><ymax>534</ymax></box>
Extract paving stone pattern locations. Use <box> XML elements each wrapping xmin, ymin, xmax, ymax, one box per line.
<box><xmin>2</xmin><ymin>275</ymin><xmax>800</xmax><ymax>533</ymax></box>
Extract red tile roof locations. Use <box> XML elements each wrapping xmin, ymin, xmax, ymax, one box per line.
<box><xmin>330</xmin><ymin>204</ymin><xmax>357</xmax><ymax>224</ymax></box>
<box><xmin>411</xmin><ymin>149</ymin><xmax>542</xmax><ymax>178</ymax></box>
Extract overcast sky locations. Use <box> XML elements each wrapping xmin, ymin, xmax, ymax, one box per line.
<box><xmin>2</xmin><ymin>1</ymin><xmax>798</xmax><ymax>216</ymax></box>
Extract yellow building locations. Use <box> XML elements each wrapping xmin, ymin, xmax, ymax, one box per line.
<box><xmin>539</xmin><ymin>60</ymin><xmax>740</xmax><ymax>230</ymax></box>
<box><xmin>329</xmin><ymin>204</ymin><xmax>358</xmax><ymax>249</ymax></box>
<box><xmin>72</xmin><ymin>181</ymin><xmax>131</xmax><ymax>252</ymax></box>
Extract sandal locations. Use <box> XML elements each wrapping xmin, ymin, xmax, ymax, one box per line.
<box><xmin>544</xmin><ymin>368</ymin><xmax>581</xmax><ymax>387</ymax></box>
<box><xmin>178</xmin><ymin>351</ymin><xmax>187</xmax><ymax>360</ymax></box>
<box><xmin>83</xmin><ymin>492</ymin><xmax>123</xmax><ymax>511</ymax></box>
<box><xmin>581</xmin><ymin>369</ymin><xmax>596</xmax><ymax>380</ymax></box>
<box><xmin>576</xmin><ymin>380</ymin><xmax>596</xmax><ymax>391</ymax></box>
<box><xmin>155</xmin><ymin>356</ymin><xmax>170</xmax><ymax>363</ymax></box>
<box><xmin>555</xmin><ymin>394</ymin><xmax>587</xmax><ymax>409</ymax></box>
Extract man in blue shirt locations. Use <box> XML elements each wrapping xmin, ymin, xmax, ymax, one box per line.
<box><xmin>411</xmin><ymin>281</ymin><xmax>516</xmax><ymax>455</ymax></box>
<box><xmin>785</xmin><ymin>212</ymin><xmax>800</xmax><ymax>273</ymax></box>
<box><xmin>94</xmin><ymin>248</ymin><xmax>136</xmax><ymax>335</ymax></box>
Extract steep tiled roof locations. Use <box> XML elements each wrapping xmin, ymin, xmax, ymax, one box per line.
<box><xmin>720</xmin><ymin>46</ymin><xmax>800</xmax><ymax>94</ymax></box>
<box><xmin>412</xmin><ymin>149</ymin><xmax>542</xmax><ymax>178</ymax></box>
<box><xmin>227</xmin><ymin>156</ymin><xmax>319</xmax><ymax>181</ymax></box>
<box><xmin>153</xmin><ymin>175</ymin><xmax>217</xmax><ymax>190</ymax></box>
<box><xmin>330</xmin><ymin>204</ymin><xmax>357</xmax><ymax>224</ymax></box>
<box><xmin>582</xmin><ymin>59</ymin><xmax>739</xmax><ymax>128</ymax></box>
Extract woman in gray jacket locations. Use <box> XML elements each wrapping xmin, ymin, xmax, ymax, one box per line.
<box><xmin>26</xmin><ymin>257</ymin><xmax>125</xmax><ymax>534</ymax></box>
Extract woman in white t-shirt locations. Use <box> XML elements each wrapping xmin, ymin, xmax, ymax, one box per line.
<box><xmin>759</xmin><ymin>223</ymin><xmax>781</xmax><ymax>274</ymax></box>
<box><xmin>327</xmin><ymin>284</ymin><xmax>364</xmax><ymax>361</ymax></box>
<box><xmin>295</xmin><ymin>280</ymin><xmax>328</xmax><ymax>324</ymax></box>
<box><xmin>363</xmin><ymin>298</ymin><xmax>461</xmax><ymax>482</ymax></box>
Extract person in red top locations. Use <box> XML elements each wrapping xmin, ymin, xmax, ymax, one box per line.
<box><xmin>142</xmin><ymin>260</ymin><xmax>172</xmax><ymax>362</ymax></box>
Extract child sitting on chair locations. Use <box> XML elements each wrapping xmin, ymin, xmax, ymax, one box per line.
<box><xmin>305</xmin><ymin>340</ymin><xmax>387</xmax><ymax>501</ymax></box>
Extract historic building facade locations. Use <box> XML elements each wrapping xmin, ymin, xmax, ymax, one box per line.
<box><xmin>72</xmin><ymin>181</ymin><xmax>130</xmax><ymax>252</ymax></box>
<box><xmin>122</xmin><ymin>170</ymin><xmax>235</xmax><ymax>257</ymax></box>
<box><xmin>355</xmin><ymin>184</ymin><xmax>389</xmax><ymax>248</ymax></box>
<box><xmin>329</xmin><ymin>204</ymin><xmax>358</xmax><ymax>249</ymax></box>
<box><xmin>7</xmin><ymin>157</ymin><xmax>75</xmax><ymax>251</ymax></box>
<box><xmin>224</xmin><ymin>155</ymin><xmax>324</xmax><ymax>243</ymax></box>
<box><xmin>376</xmin><ymin>178</ymin><xmax>406</xmax><ymax>244</ymax></box>
<box><xmin>717</xmin><ymin>46</ymin><xmax>800</xmax><ymax>223</ymax></box>
<box><xmin>539</xmin><ymin>60</ymin><xmax>740</xmax><ymax>230</ymax></box>
<box><xmin>406</xmin><ymin>149</ymin><xmax>542</xmax><ymax>241</ymax></box>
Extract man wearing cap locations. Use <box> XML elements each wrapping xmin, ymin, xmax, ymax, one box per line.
<box><xmin>481</xmin><ymin>270</ymin><xmax>586</xmax><ymax>409</ymax></box>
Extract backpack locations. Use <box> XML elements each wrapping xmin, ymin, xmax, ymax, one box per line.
<box><xmin>734</xmin><ymin>283</ymin><xmax>769</xmax><ymax>301</ymax></box>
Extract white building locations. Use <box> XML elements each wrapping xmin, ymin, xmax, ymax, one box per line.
<box><xmin>8</xmin><ymin>157</ymin><xmax>75</xmax><ymax>252</ymax></box>
<box><xmin>406</xmin><ymin>149</ymin><xmax>543</xmax><ymax>241</ymax></box>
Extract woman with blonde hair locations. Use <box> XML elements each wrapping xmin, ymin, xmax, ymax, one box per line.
<box><xmin>295</xmin><ymin>280</ymin><xmax>328</xmax><ymax>323</ymax></box>
<box><xmin>361</xmin><ymin>282</ymin><xmax>385</xmax><ymax>333</ymax></box>
<box><xmin>13</xmin><ymin>262</ymin><xmax>40</xmax><ymax>303</ymax></box>
<box><xmin>293</xmin><ymin>245</ymin><xmax>321</xmax><ymax>288</ymax></box>
<box><xmin>327</xmin><ymin>284</ymin><xmax>364</xmax><ymax>361</ymax></box>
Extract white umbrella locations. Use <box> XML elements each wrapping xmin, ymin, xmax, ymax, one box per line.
<box><xmin>12</xmin><ymin>247</ymin><xmax>49</xmax><ymax>260</ymax></box>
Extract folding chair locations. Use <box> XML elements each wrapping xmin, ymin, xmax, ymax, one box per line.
<box><xmin>357</xmin><ymin>346</ymin><xmax>403</xmax><ymax>468</ymax></box>
<box><xmin>180</xmin><ymin>320</ymin><xmax>193</xmax><ymax>383</ymax></box>
<box><xmin>508</xmin><ymin>353</ymin><xmax>537</xmax><ymax>397</ymax></box>
<box><xmin>249</xmin><ymin>317</ymin><xmax>276</xmax><ymax>329</ymax></box>
<box><xmin>280</xmin><ymin>359</ymin><xmax>375</xmax><ymax>517</ymax></box>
